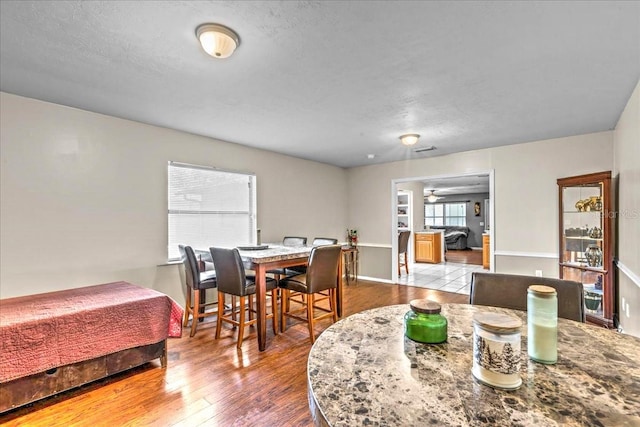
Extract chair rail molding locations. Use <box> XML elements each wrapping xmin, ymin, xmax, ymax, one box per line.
<box><xmin>494</xmin><ymin>250</ymin><xmax>558</xmax><ymax>259</ymax></box>
<box><xmin>616</xmin><ymin>260</ymin><xmax>640</xmax><ymax>289</ymax></box>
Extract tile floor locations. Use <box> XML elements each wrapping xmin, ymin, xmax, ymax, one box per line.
<box><xmin>397</xmin><ymin>261</ymin><xmax>485</xmax><ymax>295</ymax></box>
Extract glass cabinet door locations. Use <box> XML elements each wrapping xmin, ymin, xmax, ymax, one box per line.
<box><xmin>558</xmin><ymin>171</ymin><xmax>612</xmax><ymax>328</ymax></box>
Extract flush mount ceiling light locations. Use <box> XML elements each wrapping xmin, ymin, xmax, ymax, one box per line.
<box><xmin>196</xmin><ymin>23</ymin><xmax>240</xmax><ymax>59</ymax></box>
<box><xmin>399</xmin><ymin>134</ymin><xmax>420</xmax><ymax>146</ymax></box>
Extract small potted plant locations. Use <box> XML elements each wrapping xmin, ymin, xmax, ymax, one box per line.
<box><xmin>347</xmin><ymin>229</ymin><xmax>358</xmax><ymax>247</ymax></box>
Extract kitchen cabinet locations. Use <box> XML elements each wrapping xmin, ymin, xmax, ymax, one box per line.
<box><xmin>557</xmin><ymin>171</ymin><xmax>614</xmax><ymax>328</ymax></box>
<box><xmin>415</xmin><ymin>232</ymin><xmax>443</xmax><ymax>263</ymax></box>
<box><xmin>482</xmin><ymin>234</ymin><xmax>490</xmax><ymax>269</ymax></box>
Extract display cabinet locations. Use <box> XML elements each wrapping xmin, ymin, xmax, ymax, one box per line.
<box><xmin>557</xmin><ymin>171</ymin><xmax>614</xmax><ymax>328</ymax></box>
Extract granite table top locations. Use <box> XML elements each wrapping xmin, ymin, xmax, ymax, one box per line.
<box><xmin>307</xmin><ymin>304</ymin><xmax>640</xmax><ymax>427</ymax></box>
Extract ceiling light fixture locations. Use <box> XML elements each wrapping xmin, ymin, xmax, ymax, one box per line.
<box><xmin>426</xmin><ymin>190</ymin><xmax>439</xmax><ymax>203</ymax></box>
<box><xmin>196</xmin><ymin>23</ymin><xmax>240</xmax><ymax>59</ymax></box>
<box><xmin>399</xmin><ymin>134</ymin><xmax>420</xmax><ymax>146</ymax></box>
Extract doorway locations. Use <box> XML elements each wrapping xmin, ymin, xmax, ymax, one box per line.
<box><xmin>391</xmin><ymin>171</ymin><xmax>494</xmax><ymax>292</ymax></box>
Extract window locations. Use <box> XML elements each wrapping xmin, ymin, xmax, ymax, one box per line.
<box><xmin>167</xmin><ymin>162</ymin><xmax>256</xmax><ymax>260</ymax></box>
<box><xmin>425</xmin><ymin>202</ymin><xmax>467</xmax><ymax>226</ymax></box>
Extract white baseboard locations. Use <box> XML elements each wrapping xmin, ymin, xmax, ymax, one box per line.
<box><xmin>355</xmin><ymin>275</ymin><xmax>395</xmax><ymax>284</ymax></box>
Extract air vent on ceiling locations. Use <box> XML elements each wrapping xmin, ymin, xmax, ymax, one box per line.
<box><xmin>414</xmin><ymin>146</ymin><xmax>436</xmax><ymax>153</ymax></box>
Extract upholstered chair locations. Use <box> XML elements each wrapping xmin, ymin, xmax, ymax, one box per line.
<box><xmin>398</xmin><ymin>230</ymin><xmax>411</xmax><ymax>276</ymax></box>
<box><xmin>268</xmin><ymin>236</ymin><xmax>309</xmax><ymax>279</ymax></box>
<box><xmin>469</xmin><ymin>272</ymin><xmax>585</xmax><ymax>322</ymax></box>
<box><xmin>179</xmin><ymin>245</ymin><xmax>218</xmax><ymax>337</ymax></box>
<box><xmin>279</xmin><ymin>245</ymin><xmax>341</xmax><ymax>344</ymax></box>
<box><xmin>210</xmin><ymin>247</ymin><xmax>279</xmax><ymax>348</ymax></box>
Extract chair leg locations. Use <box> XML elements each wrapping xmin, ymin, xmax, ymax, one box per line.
<box><xmin>190</xmin><ymin>289</ymin><xmax>201</xmax><ymax>337</ymax></box>
<box><xmin>398</xmin><ymin>254</ymin><xmax>401</xmax><ymax>276</ymax></box>
<box><xmin>307</xmin><ymin>293</ymin><xmax>316</xmax><ymax>344</ymax></box>
<box><xmin>237</xmin><ymin>296</ymin><xmax>246</xmax><ymax>349</ymax></box>
<box><xmin>198</xmin><ymin>289</ymin><xmax>206</xmax><ymax>322</ymax></box>
<box><xmin>183</xmin><ymin>287</ymin><xmax>192</xmax><ymax>327</ymax></box>
<box><xmin>404</xmin><ymin>253</ymin><xmax>409</xmax><ymax>274</ymax></box>
<box><xmin>281</xmin><ymin>289</ymin><xmax>289</xmax><ymax>332</ymax></box>
<box><xmin>231</xmin><ymin>296</ymin><xmax>237</xmax><ymax>322</ymax></box>
<box><xmin>331</xmin><ymin>289</ymin><xmax>338</xmax><ymax>322</ymax></box>
<box><xmin>215</xmin><ymin>291</ymin><xmax>224</xmax><ymax>339</ymax></box>
<box><xmin>271</xmin><ymin>289</ymin><xmax>279</xmax><ymax>335</ymax></box>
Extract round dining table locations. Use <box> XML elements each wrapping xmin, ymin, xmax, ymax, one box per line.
<box><xmin>307</xmin><ymin>303</ymin><xmax>640</xmax><ymax>426</ymax></box>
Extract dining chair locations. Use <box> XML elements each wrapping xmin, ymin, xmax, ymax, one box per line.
<box><xmin>398</xmin><ymin>230</ymin><xmax>411</xmax><ymax>276</ymax></box>
<box><xmin>179</xmin><ymin>245</ymin><xmax>219</xmax><ymax>337</ymax></box>
<box><xmin>287</xmin><ymin>237</ymin><xmax>338</xmax><ymax>276</ymax></box>
<box><xmin>267</xmin><ymin>236</ymin><xmax>309</xmax><ymax>279</ymax></box>
<box><xmin>312</xmin><ymin>237</ymin><xmax>338</xmax><ymax>246</ymax></box>
<box><xmin>279</xmin><ymin>244</ymin><xmax>341</xmax><ymax>344</ymax></box>
<box><xmin>469</xmin><ymin>272</ymin><xmax>585</xmax><ymax>322</ymax></box>
<box><xmin>210</xmin><ymin>247</ymin><xmax>279</xmax><ymax>348</ymax></box>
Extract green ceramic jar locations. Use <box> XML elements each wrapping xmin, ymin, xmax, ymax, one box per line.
<box><xmin>404</xmin><ymin>299</ymin><xmax>447</xmax><ymax>344</ymax></box>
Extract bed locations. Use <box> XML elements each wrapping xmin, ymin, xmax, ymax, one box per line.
<box><xmin>0</xmin><ymin>281</ymin><xmax>183</xmax><ymax>413</ymax></box>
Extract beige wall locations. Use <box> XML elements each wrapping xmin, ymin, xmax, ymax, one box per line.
<box><xmin>348</xmin><ymin>132</ymin><xmax>614</xmax><ymax>281</ymax></box>
<box><xmin>0</xmin><ymin>93</ymin><xmax>348</xmax><ymax>304</ymax></box>
<box><xmin>613</xmin><ymin>79</ymin><xmax>640</xmax><ymax>337</ymax></box>
<box><xmin>1</xmin><ymin>88</ymin><xmax>636</xmax><ymax>338</ymax></box>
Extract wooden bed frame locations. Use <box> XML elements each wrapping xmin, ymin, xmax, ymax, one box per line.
<box><xmin>0</xmin><ymin>281</ymin><xmax>182</xmax><ymax>413</ymax></box>
<box><xmin>0</xmin><ymin>340</ymin><xmax>166</xmax><ymax>412</ymax></box>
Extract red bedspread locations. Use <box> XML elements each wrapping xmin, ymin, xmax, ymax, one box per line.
<box><xmin>0</xmin><ymin>281</ymin><xmax>183</xmax><ymax>383</ymax></box>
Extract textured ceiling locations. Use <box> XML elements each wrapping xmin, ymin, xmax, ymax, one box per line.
<box><xmin>1</xmin><ymin>1</ymin><xmax>639</xmax><ymax>168</ymax></box>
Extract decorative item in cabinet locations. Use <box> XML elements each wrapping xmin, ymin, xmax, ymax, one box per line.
<box><xmin>557</xmin><ymin>171</ymin><xmax>614</xmax><ymax>328</ymax></box>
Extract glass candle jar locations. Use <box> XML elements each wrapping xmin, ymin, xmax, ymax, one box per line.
<box><xmin>472</xmin><ymin>312</ymin><xmax>522</xmax><ymax>390</ymax></box>
<box><xmin>527</xmin><ymin>285</ymin><xmax>558</xmax><ymax>364</ymax></box>
<box><xmin>404</xmin><ymin>299</ymin><xmax>447</xmax><ymax>344</ymax></box>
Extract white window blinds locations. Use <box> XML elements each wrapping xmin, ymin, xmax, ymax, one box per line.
<box><xmin>167</xmin><ymin>162</ymin><xmax>256</xmax><ymax>260</ymax></box>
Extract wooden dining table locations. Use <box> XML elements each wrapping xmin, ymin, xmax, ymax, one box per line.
<box><xmin>237</xmin><ymin>244</ymin><xmax>347</xmax><ymax>351</ymax></box>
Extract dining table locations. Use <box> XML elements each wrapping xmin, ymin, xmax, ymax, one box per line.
<box><xmin>307</xmin><ymin>303</ymin><xmax>640</xmax><ymax>426</ymax></box>
<box><xmin>236</xmin><ymin>244</ymin><xmax>348</xmax><ymax>351</ymax></box>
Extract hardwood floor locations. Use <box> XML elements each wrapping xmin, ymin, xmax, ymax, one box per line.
<box><xmin>0</xmin><ymin>281</ymin><xmax>467</xmax><ymax>427</ymax></box>
<box><xmin>445</xmin><ymin>249</ymin><xmax>483</xmax><ymax>265</ymax></box>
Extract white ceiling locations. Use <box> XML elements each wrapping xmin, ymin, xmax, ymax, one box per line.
<box><xmin>422</xmin><ymin>174</ymin><xmax>490</xmax><ymax>197</ymax></box>
<box><xmin>1</xmin><ymin>1</ymin><xmax>638</xmax><ymax>168</ymax></box>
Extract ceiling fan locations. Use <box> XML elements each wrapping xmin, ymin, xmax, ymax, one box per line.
<box><xmin>425</xmin><ymin>190</ymin><xmax>444</xmax><ymax>203</ymax></box>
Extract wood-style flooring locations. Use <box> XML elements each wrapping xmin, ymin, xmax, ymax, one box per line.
<box><xmin>446</xmin><ymin>249</ymin><xmax>483</xmax><ymax>265</ymax></box>
<box><xmin>0</xmin><ymin>281</ymin><xmax>467</xmax><ymax>427</ymax></box>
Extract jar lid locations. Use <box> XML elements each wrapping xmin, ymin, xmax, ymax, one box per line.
<box><xmin>409</xmin><ymin>299</ymin><xmax>441</xmax><ymax>314</ymax></box>
<box><xmin>528</xmin><ymin>285</ymin><xmax>557</xmax><ymax>296</ymax></box>
<box><xmin>473</xmin><ymin>312</ymin><xmax>522</xmax><ymax>332</ymax></box>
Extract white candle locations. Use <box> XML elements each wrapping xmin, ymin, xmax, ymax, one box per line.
<box><xmin>528</xmin><ymin>322</ymin><xmax>557</xmax><ymax>363</ymax></box>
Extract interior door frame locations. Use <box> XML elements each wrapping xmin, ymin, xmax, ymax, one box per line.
<box><xmin>391</xmin><ymin>169</ymin><xmax>495</xmax><ymax>279</ymax></box>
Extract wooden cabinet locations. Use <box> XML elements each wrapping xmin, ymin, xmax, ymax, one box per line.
<box><xmin>415</xmin><ymin>232</ymin><xmax>442</xmax><ymax>263</ymax></box>
<box><xmin>557</xmin><ymin>171</ymin><xmax>614</xmax><ymax>328</ymax></box>
<box><xmin>482</xmin><ymin>234</ymin><xmax>490</xmax><ymax>269</ymax></box>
